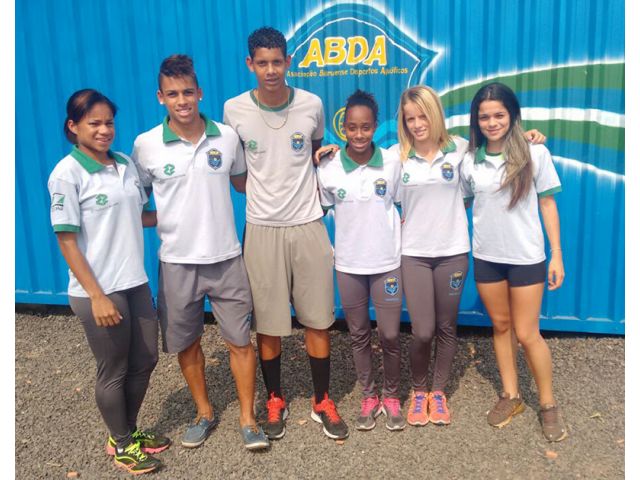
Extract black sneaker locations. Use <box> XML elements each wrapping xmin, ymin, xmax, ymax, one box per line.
<box><xmin>263</xmin><ymin>393</ymin><xmax>288</xmax><ymax>440</ymax></box>
<box><xmin>114</xmin><ymin>441</ymin><xmax>161</xmax><ymax>475</ymax></box>
<box><xmin>310</xmin><ymin>393</ymin><xmax>349</xmax><ymax>440</ymax></box>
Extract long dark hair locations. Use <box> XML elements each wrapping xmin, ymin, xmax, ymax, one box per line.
<box><xmin>63</xmin><ymin>89</ymin><xmax>117</xmax><ymax>144</ymax></box>
<box><xmin>469</xmin><ymin>82</ymin><xmax>532</xmax><ymax>209</ymax></box>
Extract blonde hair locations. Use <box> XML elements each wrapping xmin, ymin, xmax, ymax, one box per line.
<box><xmin>396</xmin><ymin>85</ymin><xmax>450</xmax><ymax>161</ymax></box>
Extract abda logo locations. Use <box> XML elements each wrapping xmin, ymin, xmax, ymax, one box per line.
<box><xmin>286</xmin><ymin>4</ymin><xmax>439</xmax><ymax>144</ymax></box>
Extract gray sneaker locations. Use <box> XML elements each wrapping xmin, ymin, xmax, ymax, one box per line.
<box><xmin>540</xmin><ymin>404</ymin><xmax>568</xmax><ymax>442</ymax></box>
<box><xmin>355</xmin><ymin>396</ymin><xmax>380</xmax><ymax>431</ymax></box>
<box><xmin>240</xmin><ymin>425</ymin><xmax>270</xmax><ymax>450</ymax></box>
<box><xmin>181</xmin><ymin>415</ymin><xmax>216</xmax><ymax>448</ymax></box>
<box><xmin>487</xmin><ymin>393</ymin><xmax>525</xmax><ymax>428</ymax></box>
<box><xmin>379</xmin><ymin>397</ymin><xmax>406</xmax><ymax>431</ymax></box>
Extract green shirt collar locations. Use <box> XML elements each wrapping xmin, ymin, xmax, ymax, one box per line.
<box><xmin>249</xmin><ymin>87</ymin><xmax>295</xmax><ymax>112</ymax></box>
<box><xmin>408</xmin><ymin>139</ymin><xmax>457</xmax><ymax>159</ymax></box>
<box><xmin>162</xmin><ymin>114</ymin><xmax>221</xmax><ymax>143</ymax></box>
<box><xmin>474</xmin><ymin>144</ymin><xmax>503</xmax><ymax>164</ymax></box>
<box><xmin>70</xmin><ymin>146</ymin><xmax>127</xmax><ymax>173</ymax></box>
<box><xmin>340</xmin><ymin>143</ymin><xmax>383</xmax><ymax>173</ymax></box>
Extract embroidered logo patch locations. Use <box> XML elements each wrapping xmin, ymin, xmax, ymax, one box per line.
<box><xmin>337</xmin><ymin>188</ymin><xmax>347</xmax><ymax>200</ymax></box>
<box><xmin>95</xmin><ymin>194</ymin><xmax>108</xmax><ymax>206</ymax></box>
<box><xmin>384</xmin><ymin>276</ymin><xmax>399</xmax><ymax>296</ymax></box>
<box><xmin>51</xmin><ymin>193</ymin><xmax>65</xmax><ymax>211</ymax></box>
<box><xmin>207</xmin><ymin>149</ymin><xmax>223</xmax><ymax>170</ymax></box>
<box><xmin>402</xmin><ymin>172</ymin><xmax>410</xmax><ymax>184</ymax></box>
<box><xmin>450</xmin><ymin>271</ymin><xmax>464</xmax><ymax>290</ymax></box>
<box><xmin>164</xmin><ymin>164</ymin><xmax>175</xmax><ymax>176</ymax></box>
<box><xmin>291</xmin><ymin>132</ymin><xmax>305</xmax><ymax>151</ymax></box>
<box><xmin>247</xmin><ymin>140</ymin><xmax>258</xmax><ymax>152</ymax></box>
<box><xmin>374</xmin><ymin>178</ymin><xmax>387</xmax><ymax>197</ymax></box>
<box><xmin>441</xmin><ymin>162</ymin><xmax>454</xmax><ymax>181</ymax></box>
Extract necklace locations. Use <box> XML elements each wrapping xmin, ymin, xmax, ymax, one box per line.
<box><xmin>255</xmin><ymin>88</ymin><xmax>291</xmax><ymax>130</ymax></box>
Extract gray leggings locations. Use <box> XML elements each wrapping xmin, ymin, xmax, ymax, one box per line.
<box><xmin>401</xmin><ymin>254</ymin><xmax>468</xmax><ymax>392</ymax></box>
<box><xmin>69</xmin><ymin>283</ymin><xmax>159</xmax><ymax>448</ymax></box>
<box><xmin>336</xmin><ymin>268</ymin><xmax>402</xmax><ymax>398</ymax></box>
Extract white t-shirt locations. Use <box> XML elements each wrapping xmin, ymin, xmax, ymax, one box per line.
<box><xmin>132</xmin><ymin>115</ymin><xmax>246</xmax><ymax>264</ymax></box>
<box><xmin>223</xmin><ymin>87</ymin><xmax>324</xmax><ymax>227</ymax></box>
<box><xmin>390</xmin><ymin>136</ymin><xmax>470</xmax><ymax>258</ymax></box>
<box><xmin>317</xmin><ymin>145</ymin><xmax>401</xmax><ymax>275</ymax></box>
<box><xmin>48</xmin><ymin>147</ymin><xmax>148</xmax><ymax>297</ymax></box>
<box><xmin>460</xmin><ymin>143</ymin><xmax>562</xmax><ymax>264</ymax></box>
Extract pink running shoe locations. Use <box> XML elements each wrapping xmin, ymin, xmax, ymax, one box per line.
<box><xmin>407</xmin><ymin>391</ymin><xmax>429</xmax><ymax>426</ymax></box>
<box><xmin>378</xmin><ymin>397</ymin><xmax>406</xmax><ymax>431</ymax></box>
<box><xmin>355</xmin><ymin>396</ymin><xmax>380</xmax><ymax>431</ymax></box>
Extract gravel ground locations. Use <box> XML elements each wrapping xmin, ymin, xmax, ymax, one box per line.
<box><xmin>15</xmin><ymin>309</ymin><xmax>624</xmax><ymax>479</ymax></box>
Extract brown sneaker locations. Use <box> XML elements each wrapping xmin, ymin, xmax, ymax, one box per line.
<box><xmin>540</xmin><ymin>404</ymin><xmax>568</xmax><ymax>442</ymax></box>
<box><xmin>487</xmin><ymin>392</ymin><xmax>525</xmax><ymax>428</ymax></box>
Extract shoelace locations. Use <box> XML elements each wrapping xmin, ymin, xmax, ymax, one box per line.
<box><xmin>361</xmin><ymin>397</ymin><xmax>379</xmax><ymax>415</ymax></box>
<box><xmin>123</xmin><ymin>442</ymin><xmax>147</xmax><ymax>461</ymax></box>
<box><xmin>431</xmin><ymin>394</ymin><xmax>446</xmax><ymax>414</ymax></box>
<box><xmin>267</xmin><ymin>395</ymin><xmax>285</xmax><ymax>422</ymax></box>
<box><xmin>541</xmin><ymin>405</ymin><xmax>559</xmax><ymax>424</ymax></box>
<box><xmin>495</xmin><ymin>394</ymin><xmax>518</xmax><ymax>414</ymax></box>
<box><xmin>412</xmin><ymin>394</ymin><xmax>426</xmax><ymax>413</ymax></box>
<box><xmin>383</xmin><ymin>398</ymin><xmax>401</xmax><ymax>416</ymax></box>
<box><xmin>318</xmin><ymin>396</ymin><xmax>341</xmax><ymax>423</ymax></box>
<box><xmin>133</xmin><ymin>429</ymin><xmax>154</xmax><ymax>441</ymax></box>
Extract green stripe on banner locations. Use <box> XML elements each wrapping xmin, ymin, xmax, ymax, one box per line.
<box><xmin>441</xmin><ymin>63</ymin><xmax>625</xmax><ymax>109</ymax></box>
<box><xmin>447</xmin><ymin>119</ymin><xmax>624</xmax><ymax>152</ymax></box>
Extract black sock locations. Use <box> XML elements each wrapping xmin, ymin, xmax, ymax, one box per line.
<box><xmin>309</xmin><ymin>355</ymin><xmax>330</xmax><ymax>403</ymax></box>
<box><xmin>260</xmin><ymin>355</ymin><xmax>282</xmax><ymax>398</ymax></box>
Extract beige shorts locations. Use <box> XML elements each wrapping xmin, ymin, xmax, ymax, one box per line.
<box><xmin>244</xmin><ymin>218</ymin><xmax>335</xmax><ymax>336</ymax></box>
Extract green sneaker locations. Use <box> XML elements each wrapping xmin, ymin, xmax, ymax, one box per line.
<box><xmin>106</xmin><ymin>429</ymin><xmax>171</xmax><ymax>455</ymax></box>
<box><xmin>113</xmin><ymin>441</ymin><xmax>161</xmax><ymax>475</ymax></box>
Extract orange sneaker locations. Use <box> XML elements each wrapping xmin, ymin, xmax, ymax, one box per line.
<box><xmin>406</xmin><ymin>391</ymin><xmax>429</xmax><ymax>426</ymax></box>
<box><xmin>428</xmin><ymin>391</ymin><xmax>451</xmax><ymax>425</ymax></box>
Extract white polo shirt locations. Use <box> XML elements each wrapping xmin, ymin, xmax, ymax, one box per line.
<box><xmin>132</xmin><ymin>115</ymin><xmax>246</xmax><ymax>264</ymax></box>
<box><xmin>48</xmin><ymin>147</ymin><xmax>149</xmax><ymax>297</ymax></box>
<box><xmin>390</xmin><ymin>136</ymin><xmax>470</xmax><ymax>258</ymax></box>
<box><xmin>317</xmin><ymin>145</ymin><xmax>401</xmax><ymax>275</ymax></box>
<box><xmin>223</xmin><ymin>87</ymin><xmax>324</xmax><ymax>227</ymax></box>
<box><xmin>460</xmin><ymin>143</ymin><xmax>562</xmax><ymax>265</ymax></box>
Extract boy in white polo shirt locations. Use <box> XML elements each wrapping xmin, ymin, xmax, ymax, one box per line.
<box><xmin>132</xmin><ymin>54</ymin><xmax>268</xmax><ymax>450</ymax></box>
<box><xmin>224</xmin><ymin>27</ymin><xmax>348</xmax><ymax>441</ymax></box>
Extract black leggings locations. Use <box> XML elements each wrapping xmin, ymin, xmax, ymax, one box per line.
<box><xmin>69</xmin><ymin>283</ymin><xmax>159</xmax><ymax>448</ymax></box>
<box><xmin>401</xmin><ymin>254</ymin><xmax>468</xmax><ymax>392</ymax></box>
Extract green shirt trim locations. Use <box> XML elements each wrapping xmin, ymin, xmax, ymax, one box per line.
<box><xmin>474</xmin><ymin>144</ymin><xmax>504</xmax><ymax>164</ymax></box>
<box><xmin>408</xmin><ymin>139</ymin><xmax>456</xmax><ymax>159</ymax></box>
<box><xmin>340</xmin><ymin>143</ymin><xmax>383</xmax><ymax>173</ymax></box>
<box><xmin>249</xmin><ymin>87</ymin><xmax>295</xmax><ymax>112</ymax></box>
<box><xmin>162</xmin><ymin>114</ymin><xmax>221</xmax><ymax>143</ymax></box>
<box><xmin>70</xmin><ymin>146</ymin><xmax>125</xmax><ymax>173</ymax></box>
<box><xmin>53</xmin><ymin>224</ymin><xmax>81</xmax><ymax>233</ymax></box>
<box><xmin>538</xmin><ymin>185</ymin><xmax>562</xmax><ymax>197</ymax></box>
